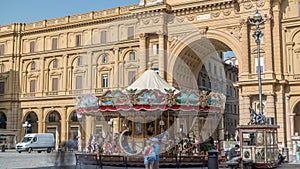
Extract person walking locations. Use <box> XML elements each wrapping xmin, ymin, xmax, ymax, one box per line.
<box><xmin>143</xmin><ymin>140</ymin><xmax>153</xmax><ymax>169</ymax></box>
<box><xmin>151</xmin><ymin>138</ymin><xmax>160</xmax><ymax>169</ymax></box>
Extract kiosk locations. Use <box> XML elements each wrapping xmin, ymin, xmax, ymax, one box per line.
<box><xmin>239</xmin><ymin>125</ymin><xmax>279</xmax><ymax>168</ymax></box>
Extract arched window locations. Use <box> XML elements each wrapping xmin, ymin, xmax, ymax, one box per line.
<box><xmin>101</xmin><ymin>53</ymin><xmax>107</xmax><ymax>63</ymax></box>
<box><xmin>31</xmin><ymin>62</ymin><xmax>36</xmax><ymax>70</ymax></box>
<box><xmin>53</xmin><ymin>60</ymin><xmax>58</xmax><ymax>69</ymax></box>
<box><xmin>129</xmin><ymin>52</ymin><xmax>135</xmax><ymax>61</ymax></box>
<box><xmin>48</xmin><ymin>112</ymin><xmax>60</xmax><ymax>122</ymax></box>
<box><xmin>0</xmin><ymin>112</ymin><xmax>7</xmax><ymax>129</ymax></box>
<box><xmin>70</xmin><ymin>111</ymin><xmax>78</xmax><ymax>122</ymax></box>
<box><xmin>77</xmin><ymin>56</ymin><xmax>82</xmax><ymax>66</ymax></box>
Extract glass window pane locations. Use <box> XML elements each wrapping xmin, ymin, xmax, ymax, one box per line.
<box><xmin>101</xmin><ymin>31</ymin><xmax>107</xmax><ymax>44</ymax></box>
<box><xmin>0</xmin><ymin>44</ymin><xmax>4</xmax><ymax>56</ymax></box>
<box><xmin>30</xmin><ymin>41</ymin><xmax>35</xmax><ymax>53</ymax></box>
<box><xmin>129</xmin><ymin>52</ymin><xmax>135</xmax><ymax>61</ymax></box>
<box><xmin>128</xmin><ymin>27</ymin><xmax>134</xmax><ymax>40</ymax></box>
<box><xmin>76</xmin><ymin>76</ymin><xmax>82</xmax><ymax>89</ymax></box>
<box><xmin>53</xmin><ymin>60</ymin><xmax>58</xmax><ymax>68</ymax></box>
<box><xmin>52</xmin><ymin>38</ymin><xmax>58</xmax><ymax>50</ymax></box>
<box><xmin>76</xmin><ymin>35</ymin><xmax>81</xmax><ymax>47</ymax></box>
<box><xmin>102</xmin><ymin>74</ymin><xmax>108</xmax><ymax>88</ymax></box>
<box><xmin>0</xmin><ymin>82</ymin><xmax>4</xmax><ymax>94</ymax></box>
<box><xmin>52</xmin><ymin>78</ymin><xmax>58</xmax><ymax>91</ymax></box>
<box><xmin>30</xmin><ymin>80</ymin><xmax>36</xmax><ymax>93</ymax></box>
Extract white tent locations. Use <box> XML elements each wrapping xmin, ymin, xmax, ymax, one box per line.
<box><xmin>125</xmin><ymin>70</ymin><xmax>179</xmax><ymax>94</ymax></box>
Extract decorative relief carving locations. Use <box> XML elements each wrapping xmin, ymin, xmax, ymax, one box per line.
<box><xmin>168</xmin><ymin>33</ymin><xmax>190</xmax><ymax>50</ymax></box>
<box><xmin>243</xmin><ymin>0</ymin><xmax>265</xmax><ymax>10</ymax></box>
<box><xmin>223</xmin><ymin>9</ymin><xmax>232</xmax><ymax>16</ymax></box>
<box><xmin>176</xmin><ymin>17</ymin><xmax>185</xmax><ymax>23</ymax></box>
<box><xmin>243</xmin><ymin>1</ymin><xmax>253</xmax><ymax>10</ymax></box>
<box><xmin>142</xmin><ymin>19</ymin><xmax>150</xmax><ymax>25</ymax></box>
<box><xmin>211</xmin><ymin>11</ymin><xmax>221</xmax><ymax>18</ymax></box>
<box><xmin>295</xmin><ymin>47</ymin><xmax>300</xmax><ymax>53</ymax></box>
<box><xmin>152</xmin><ymin>17</ymin><xmax>160</xmax><ymax>23</ymax></box>
<box><xmin>186</xmin><ymin>15</ymin><xmax>195</xmax><ymax>21</ymax></box>
<box><xmin>167</xmin><ymin>15</ymin><xmax>175</xmax><ymax>24</ymax></box>
<box><xmin>227</xmin><ymin>26</ymin><xmax>242</xmax><ymax>41</ymax></box>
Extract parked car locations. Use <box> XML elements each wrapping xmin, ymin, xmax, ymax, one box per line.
<box><xmin>16</xmin><ymin>133</ymin><xmax>55</xmax><ymax>153</ymax></box>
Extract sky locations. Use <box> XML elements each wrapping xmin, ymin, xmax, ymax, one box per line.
<box><xmin>0</xmin><ymin>0</ymin><xmax>139</xmax><ymax>26</ymax></box>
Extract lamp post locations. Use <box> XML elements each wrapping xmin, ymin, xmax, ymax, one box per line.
<box><xmin>22</xmin><ymin>121</ymin><xmax>31</xmax><ymax>135</ymax></box>
<box><xmin>248</xmin><ymin>9</ymin><xmax>267</xmax><ymax>115</ymax></box>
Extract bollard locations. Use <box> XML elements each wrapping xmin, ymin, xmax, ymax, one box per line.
<box><xmin>208</xmin><ymin>149</ymin><xmax>219</xmax><ymax>169</ymax></box>
<box><xmin>282</xmin><ymin>147</ymin><xmax>289</xmax><ymax>162</ymax></box>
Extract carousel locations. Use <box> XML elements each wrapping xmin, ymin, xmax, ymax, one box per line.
<box><xmin>76</xmin><ymin>70</ymin><xmax>226</xmax><ymax>158</ymax></box>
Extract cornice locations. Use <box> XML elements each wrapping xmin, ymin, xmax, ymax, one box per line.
<box><xmin>171</xmin><ymin>0</ymin><xmax>236</xmax><ymax>15</ymax></box>
<box><xmin>21</xmin><ymin>14</ymin><xmax>135</xmax><ymax>36</ymax></box>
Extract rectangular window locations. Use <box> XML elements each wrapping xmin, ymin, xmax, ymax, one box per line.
<box><xmin>255</xmin><ymin>57</ymin><xmax>264</xmax><ymax>73</ymax></box>
<box><xmin>52</xmin><ymin>78</ymin><xmax>58</xmax><ymax>91</ymax></box>
<box><xmin>0</xmin><ymin>82</ymin><xmax>4</xmax><ymax>94</ymax></box>
<box><xmin>299</xmin><ymin>2</ymin><xmax>300</xmax><ymax>17</ymax></box>
<box><xmin>76</xmin><ymin>35</ymin><xmax>81</xmax><ymax>47</ymax></box>
<box><xmin>128</xmin><ymin>71</ymin><xmax>136</xmax><ymax>85</ymax></box>
<box><xmin>128</xmin><ymin>26</ymin><xmax>134</xmax><ymax>40</ymax></box>
<box><xmin>101</xmin><ymin>31</ymin><xmax>107</xmax><ymax>44</ymax></box>
<box><xmin>0</xmin><ymin>44</ymin><xmax>4</xmax><ymax>56</ymax></box>
<box><xmin>102</xmin><ymin>74</ymin><xmax>108</xmax><ymax>88</ymax></box>
<box><xmin>152</xmin><ymin>44</ymin><xmax>158</xmax><ymax>55</ymax></box>
<box><xmin>76</xmin><ymin>76</ymin><xmax>82</xmax><ymax>89</ymax></box>
<box><xmin>52</xmin><ymin>38</ymin><xmax>58</xmax><ymax>50</ymax></box>
<box><xmin>30</xmin><ymin>41</ymin><xmax>35</xmax><ymax>53</ymax></box>
<box><xmin>30</xmin><ymin>80</ymin><xmax>36</xmax><ymax>93</ymax></box>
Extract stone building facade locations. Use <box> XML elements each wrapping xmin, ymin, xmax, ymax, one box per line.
<box><xmin>0</xmin><ymin>0</ymin><xmax>299</xmax><ymax>154</ymax></box>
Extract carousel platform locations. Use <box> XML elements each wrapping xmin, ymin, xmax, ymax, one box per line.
<box><xmin>75</xmin><ymin>153</ymin><xmax>229</xmax><ymax>168</ymax></box>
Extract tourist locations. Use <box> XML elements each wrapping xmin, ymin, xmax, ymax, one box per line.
<box><xmin>228</xmin><ymin>144</ymin><xmax>240</xmax><ymax>161</ymax></box>
<box><xmin>151</xmin><ymin>138</ymin><xmax>160</xmax><ymax>169</ymax></box>
<box><xmin>143</xmin><ymin>140</ymin><xmax>153</xmax><ymax>169</ymax></box>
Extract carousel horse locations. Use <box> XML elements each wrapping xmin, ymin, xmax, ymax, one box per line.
<box><xmin>248</xmin><ymin>107</ymin><xmax>266</xmax><ymax>125</ymax></box>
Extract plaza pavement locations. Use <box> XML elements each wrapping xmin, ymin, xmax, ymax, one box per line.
<box><xmin>1</xmin><ymin>149</ymin><xmax>300</xmax><ymax>169</ymax></box>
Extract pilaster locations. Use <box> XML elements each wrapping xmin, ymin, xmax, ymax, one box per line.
<box><xmin>139</xmin><ymin>33</ymin><xmax>147</xmax><ymax>74</ymax></box>
<box><xmin>158</xmin><ymin>33</ymin><xmax>165</xmax><ymax>79</ymax></box>
<box><xmin>60</xmin><ymin>107</ymin><xmax>67</xmax><ymax>142</ymax></box>
<box><xmin>113</xmin><ymin>48</ymin><xmax>119</xmax><ymax>88</ymax></box>
<box><xmin>285</xmin><ymin>95</ymin><xmax>292</xmax><ymax>149</ymax></box>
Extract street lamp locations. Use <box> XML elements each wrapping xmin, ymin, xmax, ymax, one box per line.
<box><xmin>248</xmin><ymin>9</ymin><xmax>267</xmax><ymax>116</ymax></box>
<box><xmin>22</xmin><ymin>121</ymin><xmax>31</xmax><ymax>135</ymax></box>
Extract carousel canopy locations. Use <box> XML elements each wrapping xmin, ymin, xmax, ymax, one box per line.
<box><xmin>125</xmin><ymin>70</ymin><xmax>179</xmax><ymax>94</ymax></box>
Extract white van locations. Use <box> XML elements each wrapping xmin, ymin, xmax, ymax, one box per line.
<box><xmin>16</xmin><ymin>133</ymin><xmax>55</xmax><ymax>153</ymax></box>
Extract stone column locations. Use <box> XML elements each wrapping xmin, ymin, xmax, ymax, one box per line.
<box><xmin>290</xmin><ymin>113</ymin><xmax>295</xmax><ymax>140</ymax></box>
<box><xmin>40</xmin><ymin>57</ymin><xmax>45</xmax><ymax>95</ymax></box>
<box><xmin>285</xmin><ymin>95</ymin><xmax>292</xmax><ymax>148</ymax></box>
<box><xmin>37</xmin><ymin>108</ymin><xmax>44</xmax><ymax>133</ymax></box>
<box><xmin>264</xmin><ymin>17</ymin><xmax>274</xmax><ymax>79</ymax></box>
<box><xmin>87</xmin><ymin>52</ymin><xmax>93</xmax><ymax>91</ymax></box>
<box><xmin>139</xmin><ymin>33</ymin><xmax>147</xmax><ymax>74</ymax></box>
<box><xmin>240</xmin><ymin>19</ymin><xmax>249</xmax><ymax>80</ymax></box>
<box><xmin>60</xmin><ymin>107</ymin><xmax>67</xmax><ymax>142</ymax></box>
<box><xmin>63</xmin><ymin>54</ymin><xmax>68</xmax><ymax>93</ymax></box>
<box><xmin>266</xmin><ymin>93</ymin><xmax>275</xmax><ymax>119</ymax></box>
<box><xmin>113</xmin><ymin>48</ymin><xmax>119</xmax><ymax>88</ymax></box>
<box><xmin>240</xmin><ymin>94</ymin><xmax>250</xmax><ymax>125</ymax></box>
<box><xmin>158</xmin><ymin>33</ymin><xmax>165</xmax><ymax>79</ymax></box>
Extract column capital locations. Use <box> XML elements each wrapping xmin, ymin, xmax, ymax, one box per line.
<box><xmin>139</xmin><ymin>33</ymin><xmax>148</xmax><ymax>39</ymax></box>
